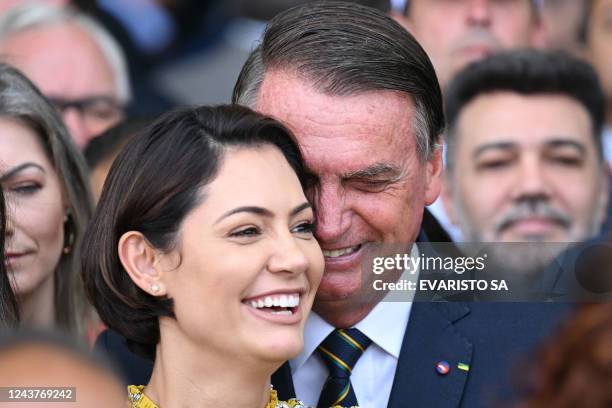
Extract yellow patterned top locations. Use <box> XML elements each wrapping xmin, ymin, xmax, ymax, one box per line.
<box><xmin>127</xmin><ymin>385</ymin><xmax>307</xmax><ymax>408</ymax></box>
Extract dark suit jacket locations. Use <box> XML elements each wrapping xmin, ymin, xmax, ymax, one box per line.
<box><xmin>275</xmin><ymin>302</ymin><xmax>570</xmax><ymax>407</ymax></box>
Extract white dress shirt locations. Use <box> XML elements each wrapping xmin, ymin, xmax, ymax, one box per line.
<box><xmin>289</xmin><ymin>270</ymin><xmax>416</xmax><ymax>408</ymax></box>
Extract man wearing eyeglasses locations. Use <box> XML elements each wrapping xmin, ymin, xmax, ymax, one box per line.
<box><xmin>0</xmin><ymin>3</ymin><xmax>130</xmax><ymax>149</ymax></box>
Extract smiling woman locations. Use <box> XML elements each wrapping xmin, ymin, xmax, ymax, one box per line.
<box><xmin>0</xmin><ymin>64</ymin><xmax>93</xmax><ymax>335</ymax></box>
<box><xmin>81</xmin><ymin>105</ymin><xmax>324</xmax><ymax>407</ymax></box>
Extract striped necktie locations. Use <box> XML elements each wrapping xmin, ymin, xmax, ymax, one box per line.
<box><xmin>317</xmin><ymin>328</ymin><xmax>371</xmax><ymax>408</ymax></box>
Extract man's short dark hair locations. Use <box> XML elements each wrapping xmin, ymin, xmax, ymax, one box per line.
<box><xmin>232</xmin><ymin>0</ymin><xmax>444</xmax><ymax>160</ymax></box>
<box><xmin>444</xmin><ymin>49</ymin><xmax>606</xmax><ymax>173</ymax></box>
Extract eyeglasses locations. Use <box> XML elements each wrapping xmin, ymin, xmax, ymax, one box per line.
<box><xmin>49</xmin><ymin>95</ymin><xmax>124</xmax><ymax>125</ymax></box>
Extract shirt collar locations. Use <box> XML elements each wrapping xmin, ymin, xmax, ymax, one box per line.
<box><xmin>290</xmin><ymin>311</ymin><xmax>334</xmax><ymax>373</ymax></box>
<box><xmin>353</xmin><ymin>296</ymin><xmax>411</xmax><ymax>359</ymax></box>
<box><xmin>290</xmin><ymin>244</ymin><xmax>420</xmax><ymax>372</ymax></box>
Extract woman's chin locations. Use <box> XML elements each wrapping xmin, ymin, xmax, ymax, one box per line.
<box><xmin>254</xmin><ymin>334</ymin><xmax>304</xmax><ymax>364</ymax></box>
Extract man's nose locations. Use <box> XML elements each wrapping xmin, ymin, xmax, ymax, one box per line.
<box><xmin>62</xmin><ymin>108</ymin><xmax>89</xmax><ymax>150</ymax></box>
<box><xmin>466</xmin><ymin>0</ymin><xmax>492</xmax><ymax>26</ymax></box>
<box><xmin>511</xmin><ymin>156</ymin><xmax>552</xmax><ymax>201</ymax></box>
<box><xmin>311</xmin><ymin>182</ymin><xmax>350</xmax><ymax>242</ymax></box>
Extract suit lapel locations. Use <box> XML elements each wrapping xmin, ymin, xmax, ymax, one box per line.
<box><xmin>387</xmin><ymin>302</ymin><xmax>472</xmax><ymax>408</ymax></box>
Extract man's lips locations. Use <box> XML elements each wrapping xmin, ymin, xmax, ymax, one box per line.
<box><xmin>501</xmin><ymin>217</ymin><xmax>567</xmax><ymax>235</ymax></box>
<box><xmin>460</xmin><ymin>45</ymin><xmax>492</xmax><ymax>57</ymax></box>
<box><xmin>319</xmin><ymin>244</ymin><xmax>366</xmax><ymax>272</ymax></box>
<box><xmin>321</xmin><ymin>244</ymin><xmax>362</xmax><ymax>258</ymax></box>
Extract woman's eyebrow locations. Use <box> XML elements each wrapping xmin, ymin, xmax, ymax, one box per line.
<box><xmin>0</xmin><ymin>162</ymin><xmax>46</xmax><ymax>183</ymax></box>
<box><xmin>215</xmin><ymin>202</ymin><xmax>313</xmax><ymax>224</ymax></box>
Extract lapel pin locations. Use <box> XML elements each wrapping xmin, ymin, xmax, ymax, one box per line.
<box><xmin>435</xmin><ymin>361</ymin><xmax>450</xmax><ymax>375</ymax></box>
<box><xmin>457</xmin><ymin>363</ymin><xmax>470</xmax><ymax>372</ymax></box>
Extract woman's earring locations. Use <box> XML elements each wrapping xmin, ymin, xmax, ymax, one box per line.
<box><xmin>151</xmin><ymin>284</ymin><xmax>160</xmax><ymax>294</ymax></box>
<box><xmin>63</xmin><ymin>213</ymin><xmax>75</xmax><ymax>254</ymax></box>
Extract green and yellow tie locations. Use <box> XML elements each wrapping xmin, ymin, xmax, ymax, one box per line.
<box><xmin>317</xmin><ymin>328</ymin><xmax>371</xmax><ymax>408</ymax></box>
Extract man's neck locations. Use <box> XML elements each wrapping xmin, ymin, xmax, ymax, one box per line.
<box><xmin>314</xmin><ymin>299</ymin><xmax>380</xmax><ymax>328</ymax></box>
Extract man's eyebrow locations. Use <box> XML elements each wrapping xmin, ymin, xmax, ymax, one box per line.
<box><xmin>343</xmin><ymin>163</ymin><xmax>401</xmax><ymax>179</ymax></box>
<box><xmin>0</xmin><ymin>162</ymin><xmax>45</xmax><ymax>183</ymax></box>
<box><xmin>544</xmin><ymin>138</ymin><xmax>586</xmax><ymax>155</ymax></box>
<box><xmin>215</xmin><ymin>202</ymin><xmax>312</xmax><ymax>224</ymax></box>
<box><xmin>473</xmin><ymin>142</ymin><xmax>517</xmax><ymax>159</ymax></box>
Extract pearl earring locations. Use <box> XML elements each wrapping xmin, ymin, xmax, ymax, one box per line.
<box><xmin>151</xmin><ymin>284</ymin><xmax>160</xmax><ymax>294</ymax></box>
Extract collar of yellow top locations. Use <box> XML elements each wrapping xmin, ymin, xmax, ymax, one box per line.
<box><xmin>127</xmin><ymin>385</ymin><xmax>307</xmax><ymax>408</ymax></box>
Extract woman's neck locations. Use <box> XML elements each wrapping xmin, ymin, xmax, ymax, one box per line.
<box><xmin>145</xmin><ymin>318</ymin><xmax>277</xmax><ymax>407</ymax></box>
<box><xmin>19</xmin><ymin>274</ymin><xmax>55</xmax><ymax>328</ymax></box>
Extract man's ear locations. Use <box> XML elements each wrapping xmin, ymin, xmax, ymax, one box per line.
<box><xmin>118</xmin><ymin>231</ymin><xmax>167</xmax><ymax>296</ymax></box>
<box><xmin>424</xmin><ymin>143</ymin><xmax>443</xmax><ymax>206</ymax></box>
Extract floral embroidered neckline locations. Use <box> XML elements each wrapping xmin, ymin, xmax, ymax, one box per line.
<box><xmin>127</xmin><ymin>385</ymin><xmax>307</xmax><ymax>408</ymax></box>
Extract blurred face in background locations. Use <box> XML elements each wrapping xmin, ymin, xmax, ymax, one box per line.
<box><xmin>444</xmin><ymin>92</ymin><xmax>608</xmax><ymax>244</ymax></box>
<box><xmin>586</xmin><ymin>0</ymin><xmax>612</xmax><ymax>124</ymax></box>
<box><xmin>0</xmin><ymin>23</ymin><xmax>123</xmax><ymax>148</ymax></box>
<box><xmin>541</xmin><ymin>0</ymin><xmax>586</xmax><ymax>53</ymax></box>
<box><xmin>395</xmin><ymin>0</ymin><xmax>544</xmax><ymax>89</ymax></box>
<box><xmin>0</xmin><ymin>117</ymin><xmax>65</xmax><ymax>319</ymax></box>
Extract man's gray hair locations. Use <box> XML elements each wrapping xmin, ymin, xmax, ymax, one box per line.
<box><xmin>0</xmin><ymin>3</ymin><xmax>131</xmax><ymax>103</ymax></box>
<box><xmin>232</xmin><ymin>1</ymin><xmax>444</xmax><ymax>160</ymax></box>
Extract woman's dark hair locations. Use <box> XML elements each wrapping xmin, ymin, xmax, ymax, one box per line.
<box><xmin>82</xmin><ymin>105</ymin><xmax>308</xmax><ymax>359</ymax></box>
<box><xmin>0</xmin><ymin>188</ymin><xmax>19</xmax><ymax>328</ymax></box>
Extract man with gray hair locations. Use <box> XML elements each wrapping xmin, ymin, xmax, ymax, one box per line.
<box><xmin>232</xmin><ymin>2</ymin><xmax>568</xmax><ymax>407</ymax></box>
<box><xmin>0</xmin><ymin>3</ymin><xmax>130</xmax><ymax>149</ymax></box>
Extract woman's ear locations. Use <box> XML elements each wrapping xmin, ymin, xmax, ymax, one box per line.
<box><xmin>118</xmin><ymin>231</ymin><xmax>167</xmax><ymax>296</ymax></box>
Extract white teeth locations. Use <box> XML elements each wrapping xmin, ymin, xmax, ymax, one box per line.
<box><xmin>279</xmin><ymin>295</ymin><xmax>288</xmax><ymax>307</ymax></box>
<box><xmin>245</xmin><ymin>293</ymin><xmax>300</xmax><ymax>310</ymax></box>
<box><xmin>287</xmin><ymin>295</ymin><xmax>299</xmax><ymax>307</ymax></box>
<box><xmin>322</xmin><ymin>245</ymin><xmax>360</xmax><ymax>258</ymax></box>
<box><xmin>271</xmin><ymin>310</ymin><xmax>293</xmax><ymax>316</ymax></box>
